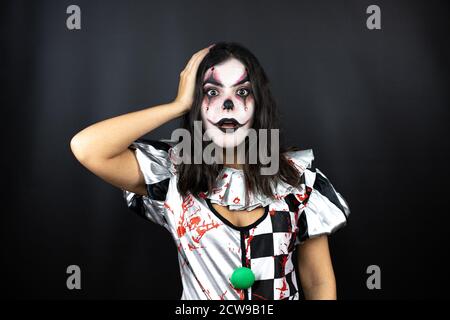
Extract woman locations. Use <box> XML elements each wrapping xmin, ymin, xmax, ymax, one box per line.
<box><xmin>70</xmin><ymin>42</ymin><xmax>350</xmax><ymax>300</ymax></box>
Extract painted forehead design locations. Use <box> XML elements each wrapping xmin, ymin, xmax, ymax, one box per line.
<box><xmin>203</xmin><ymin>66</ymin><xmax>250</xmax><ymax>88</ymax></box>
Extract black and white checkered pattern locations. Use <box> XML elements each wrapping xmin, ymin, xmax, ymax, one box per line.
<box><xmin>244</xmin><ymin>194</ymin><xmax>304</xmax><ymax>300</ymax></box>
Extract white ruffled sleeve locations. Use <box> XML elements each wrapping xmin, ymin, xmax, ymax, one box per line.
<box><xmin>122</xmin><ymin>138</ymin><xmax>176</xmax><ymax>231</ymax></box>
<box><xmin>285</xmin><ymin>150</ymin><xmax>351</xmax><ymax>245</ymax></box>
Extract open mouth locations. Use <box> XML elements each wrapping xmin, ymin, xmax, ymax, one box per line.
<box><xmin>213</xmin><ymin>118</ymin><xmax>243</xmax><ymax>133</ymax></box>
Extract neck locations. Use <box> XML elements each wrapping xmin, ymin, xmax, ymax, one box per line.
<box><xmin>222</xmin><ymin>147</ymin><xmax>243</xmax><ymax>169</ymax></box>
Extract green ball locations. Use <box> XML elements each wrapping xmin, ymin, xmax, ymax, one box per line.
<box><xmin>230</xmin><ymin>267</ymin><xmax>255</xmax><ymax>289</ymax></box>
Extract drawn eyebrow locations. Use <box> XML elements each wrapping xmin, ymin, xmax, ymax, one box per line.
<box><xmin>203</xmin><ymin>74</ymin><xmax>250</xmax><ymax>88</ymax></box>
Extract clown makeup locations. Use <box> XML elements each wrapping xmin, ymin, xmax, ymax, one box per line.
<box><xmin>201</xmin><ymin>57</ymin><xmax>255</xmax><ymax>149</ymax></box>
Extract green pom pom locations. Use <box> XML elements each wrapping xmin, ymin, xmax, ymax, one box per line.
<box><xmin>230</xmin><ymin>267</ymin><xmax>255</xmax><ymax>289</ymax></box>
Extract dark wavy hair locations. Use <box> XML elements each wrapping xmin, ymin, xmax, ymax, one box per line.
<box><xmin>176</xmin><ymin>41</ymin><xmax>301</xmax><ymax>200</ymax></box>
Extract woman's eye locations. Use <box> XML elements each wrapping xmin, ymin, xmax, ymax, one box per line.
<box><xmin>237</xmin><ymin>88</ymin><xmax>250</xmax><ymax>97</ymax></box>
<box><xmin>206</xmin><ymin>89</ymin><xmax>219</xmax><ymax>97</ymax></box>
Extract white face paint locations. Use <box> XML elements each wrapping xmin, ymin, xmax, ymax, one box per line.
<box><xmin>201</xmin><ymin>57</ymin><xmax>255</xmax><ymax>149</ymax></box>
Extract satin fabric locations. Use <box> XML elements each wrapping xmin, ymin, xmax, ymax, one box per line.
<box><xmin>122</xmin><ymin>139</ymin><xmax>350</xmax><ymax>300</ymax></box>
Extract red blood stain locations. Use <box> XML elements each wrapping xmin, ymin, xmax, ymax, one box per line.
<box><xmin>296</xmin><ymin>193</ymin><xmax>309</xmax><ymax>202</ymax></box>
<box><xmin>191</xmin><ymin>220</ymin><xmax>221</xmax><ymax>243</ymax></box>
<box><xmin>212</xmin><ymin>187</ymin><xmax>222</xmax><ymax>194</ymax></box>
<box><xmin>177</xmin><ymin>195</ymin><xmax>198</xmax><ymax>238</ymax></box>
<box><xmin>177</xmin><ymin>243</ymin><xmax>211</xmax><ymax>300</ymax></box>
<box><xmin>182</xmin><ymin>195</ymin><xmax>195</xmax><ymax>212</ymax></box>
<box><xmin>177</xmin><ymin>196</ymin><xmax>193</xmax><ymax>238</ymax></box>
<box><xmin>190</xmin><ymin>216</ymin><xmax>201</xmax><ymax>226</ymax></box>
<box><xmin>276</xmin><ymin>278</ymin><xmax>289</xmax><ymax>299</ymax></box>
<box><xmin>198</xmin><ymin>192</ymin><xmax>207</xmax><ymax>199</ymax></box>
<box><xmin>178</xmin><ymin>247</ymin><xmax>212</xmax><ymax>299</ymax></box>
<box><xmin>188</xmin><ymin>243</ymin><xmax>205</xmax><ymax>251</ymax></box>
<box><xmin>177</xmin><ymin>195</ymin><xmax>223</xmax><ymax>245</ymax></box>
<box><xmin>229</xmin><ymin>282</ymin><xmax>244</xmax><ymax>300</ymax></box>
<box><xmin>233</xmin><ymin>197</ymin><xmax>240</xmax><ymax>204</ymax></box>
<box><xmin>296</xmin><ymin>187</ymin><xmax>313</xmax><ymax>203</ymax></box>
<box><xmin>252</xmin><ymin>293</ymin><xmax>268</xmax><ymax>300</ymax></box>
<box><xmin>279</xmin><ymin>255</ymin><xmax>289</xmax><ymax>277</ymax></box>
<box><xmin>186</xmin><ymin>207</ymin><xmax>220</xmax><ymax>243</ymax></box>
<box><xmin>244</xmin><ymin>229</ymin><xmax>256</xmax><ymax>266</ymax></box>
<box><xmin>293</xmin><ymin>202</ymin><xmax>300</xmax><ymax>226</ymax></box>
<box><xmin>219</xmin><ymin>289</ymin><xmax>228</xmax><ymax>300</ymax></box>
<box><xmin>228</xmin><ymin>245</ymin><xmax>237</xmax><ymax>253</ymax></box>
<box><xmin>222</xmin><ymin>173</ymin><xmax>228</xmax><ymax>179</ymax></box>
<box><xmin>177</xmin><ymin>225</ymin><xmax>186</xmax><ymax>238</ymax></box>
<box><xmin>177</xmin><ymin>217</ymin><xmax>186</xmax><ymax>238</ymax></box>
<box><xmin>179</xmin><ymin>250</ymin><xmax>188</xmax><ymax>276</ymax></box>
<box><xmin>164</xmin><ymin>202</ymin><xmax>174</xmax><ymax>215</ymax></box>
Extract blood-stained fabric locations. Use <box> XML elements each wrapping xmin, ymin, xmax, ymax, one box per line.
<box><xmin>122</xmin><ymin>138</ymin><xmax>350</xmax><ymax>300</ymax></box>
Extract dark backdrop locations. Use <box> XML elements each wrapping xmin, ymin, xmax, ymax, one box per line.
<box><xmin>2</xmin><ymin>0</ymin><xmax>449</xmax><ymax>299</ymax></box>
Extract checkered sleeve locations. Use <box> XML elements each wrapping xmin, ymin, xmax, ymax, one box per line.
<box><xmin>122</xmin><ymin>138</ymin><xmax>174</xmax><ymax>230</ymax></box>
<box><xmin>295</xmin><ymin>166</ymin><xmax>351</xmax><ymax>245</ymax></box>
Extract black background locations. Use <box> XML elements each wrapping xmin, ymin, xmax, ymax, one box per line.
<box><xmin>2</xmin><ymin>0</ymin><xmax>449</xmax><ymax>299</ymax></box>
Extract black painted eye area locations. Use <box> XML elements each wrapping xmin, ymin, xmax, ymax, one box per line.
<box><xmin>206</xmin><ymin>89</ymin><xmax>219</xmax><ymax>97</ymax></box>
<box><xmin>204</xmin><ymin>87</ymin><xmax>251</xmax><ymax>97</ymax></box>
<box><xmin>237</xmin><ymin>88</ymin><xmax>250</xmax><ymax>97</ymax></box>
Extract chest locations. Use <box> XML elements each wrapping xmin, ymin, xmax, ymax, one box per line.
<box><xmin>211</xmin><ymin>203</ymin><xmax>265</xmax><ymax>228</ymax></box>
<box><xmin>174</xmin><ymin>193</ymin><xmax>301</xmax><ymax>242</ymax></box>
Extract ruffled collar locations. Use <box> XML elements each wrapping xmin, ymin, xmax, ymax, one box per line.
<box><xmin>204</xmin><ymin>149</ymin><xmax>315</xmax><ymax>211</ymax></box>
